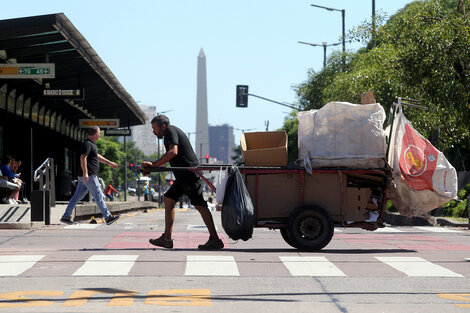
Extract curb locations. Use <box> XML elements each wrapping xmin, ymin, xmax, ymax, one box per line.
<box><xmin>0</xmin><ymin>222</ymin><xmax>45</xmax><ymax>230</ymax></box>
<box><xmin>385</xmin><ymin>212</ymin><xmax>468</xmax><ymax>227</ymax></box>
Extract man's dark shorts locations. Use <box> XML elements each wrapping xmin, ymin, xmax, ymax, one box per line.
<box><xmin>164</xmin><ymin>177</ymin><xmax>207</xmax><ymax>208</ymax></box>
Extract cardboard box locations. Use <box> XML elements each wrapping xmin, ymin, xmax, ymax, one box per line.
<box><xmin>241</xmin><ymin>131</ymin><xmax>288</xmax><ymax>166</ymax></box>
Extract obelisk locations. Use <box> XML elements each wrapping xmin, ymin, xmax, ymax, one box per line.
<box><xmin>195</xmin><ymin>48</ymin><xmax>210</xmax><ymax>163</ymax></box>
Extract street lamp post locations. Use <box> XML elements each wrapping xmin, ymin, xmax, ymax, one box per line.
<box><xmin>298</xmin><ymin>41</ymin><xmax>342</xmax><ymax>68</ymax></box>
<box><xmin>311</xmin><ymin>4</ymin><xmax>346</xmax><ymax>70</ymax></box>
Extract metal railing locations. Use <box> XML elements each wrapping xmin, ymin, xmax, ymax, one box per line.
<box><xmin>33</xmin><ymin>158</ymin><xmax>56</xmax><ymax>207</ymax></box>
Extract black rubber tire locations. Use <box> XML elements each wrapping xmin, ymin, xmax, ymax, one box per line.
<box><xmin>287</xmin><ymin>205</ymin><xmax>334</xmax><ymax>251</ymax></box>
<box><xmin>280</xmin><ymin>227</ymin><xmax>295</xmax><ymax>247</ymax></box>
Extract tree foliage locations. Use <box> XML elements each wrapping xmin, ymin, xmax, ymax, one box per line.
<box><xmin>97</xmin><ymin>136</ymin><xmax>146</xmax><ymax>187</ymax></box>
<box><xmin>288</xmin><ymin>0</ymin><xmax>470</xmax><ymax>169</ymax></box>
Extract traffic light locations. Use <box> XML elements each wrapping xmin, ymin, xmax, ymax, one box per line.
<box><xmin>205</xmin><ymin>155</ymin><xmax>210</xmax><ymax>163</ymax></box>
<box><xmin>129</xmin><ymin>162</ymin><xmax>134</xmax><ymax>170</ymax></box>
<box><xmin>236</xmin><ymin>85</ymin><xmax>248</xmax><ymax>107</ymax></box>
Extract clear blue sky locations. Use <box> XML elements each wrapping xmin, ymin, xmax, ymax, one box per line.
<box><xmin>2</xmin><ymin>0</ymin><xmax>412</xmax><ymax>146</ymax></box>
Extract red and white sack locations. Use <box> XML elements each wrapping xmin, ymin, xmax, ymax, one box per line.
<box><xmin>387</xmin><ymin>109</ymin><xmax>457</xmax><ymax>216</ymax></box>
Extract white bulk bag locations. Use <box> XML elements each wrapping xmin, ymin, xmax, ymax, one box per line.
<box><xmin>297</xmin><ymin>102</ymin><xmax>387</xmax><ymax>168</ymax></box>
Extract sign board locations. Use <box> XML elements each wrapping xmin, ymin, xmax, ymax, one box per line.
<box><xmin>79</xmin><ymin>119</ymin><xmax>120</xmax><ymax>128</ymax></box>
<box><xmin>0</xmin><ymin>63</ymin><xmax>55</xmax><ymax>79</ymax></box>
<box><xmin>42</xmin><ymin>89</ymin><xmax>84</xmax><ymax>100</ymax></box>
<box><xmin>104</xmin><ymin>128</ymin><xmax>131</xmax><ymax>136</ymax></box>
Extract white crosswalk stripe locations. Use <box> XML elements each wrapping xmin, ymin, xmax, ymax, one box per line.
<box><xmin>73</xmin><ymin>255</ymin><xmax>139</xmax><ymax>276</ymax></box>
<box><xmin>0</xmin><ymin>255</ymin><xmax>45</xmax><ymax>276</ymax></box>
<box><xmin>414</xmin><ymin>226</ymin><xmax>460</xmax><ymax>233</ymax></box>
<box><xmin>1</xmin><ymin>253</ymin><xmax>467</xmax><ymax>278</ymax></box>
<box><xmin>375</xmin><ymin>257</ymin><xmax>463</xmax><ymax>277</ymax></box>
<box><xmin>374</xmin><ymin>227</ymin><xmax>403</xmax><ymax>232</ymax></box>
<box><xmin>64</xmin><ymin>224</ymin><xmax>101</xmax><ymax>229</ymax></box>
<box><xmin>184</xmin><ymin>255</ymin><xmax>239</xmax><ymax>276</ymax></box>
<box><xmin>280</xmin><ymin>256</ymin><xmax>347</xmax><ymax>276</ymax></box>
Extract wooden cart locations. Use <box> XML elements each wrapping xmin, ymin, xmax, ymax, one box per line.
<box><xmin>144</xmin><ymin>164</ymin><xmax>391</xmax><ymax>251</ymax></box>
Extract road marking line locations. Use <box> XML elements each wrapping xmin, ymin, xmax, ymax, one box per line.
<box><xmin>414</xmin><ymin>226</ymin><xmax>459</xmax><ymax>233</ymax></box>
<box><xmin>185</xmin><ymin>255</ymin><xmax>239</xmax><ymax>276</ymax></box>
<box><xmin>187</xmin><ymin>224</ymin><xmax>218</xmax><ymax>231</ymax></box>
<box><xmin>64</xmin><ymin>224</ymin><xmax>100</xmax><ymax>229</ymax></box>
<box><xmin>280</xmin><ymin>256</ymin><xmax>347</xmax><ymax>276</ymax></box>
<box><xmin>376</xmin><ymin>257</ymin><xmax>463</xmax><ymax>277</ymax></box>
<box><xmin>146</xmin><ymin>289</ymin><xmax>212</xmax><ymax>306</ymax></box>
<box><xmin>0</xmin><ymin>291</ymin><xmax>63</xmax><ymax>308</ymax></box>
<box><xmin>0</xmin><ymin>255</ymin><xmax>45</xmax><ymax>276</ymax></box>
<box><xmin>73</xmin><ymin>255</ymin><xmax>138</xmax><ymax>276</ymax></box>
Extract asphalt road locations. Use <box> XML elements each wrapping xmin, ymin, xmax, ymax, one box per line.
<box><xmin>0</xmin><ymin>209</ymin><xmax>469</xmax><ymax>313</ymax></box>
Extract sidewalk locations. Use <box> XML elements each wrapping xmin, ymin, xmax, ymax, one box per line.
<box><xmin>0</xmin><ymin>200</ymin><xmax>159</xmax><ymax>229</ymax></box>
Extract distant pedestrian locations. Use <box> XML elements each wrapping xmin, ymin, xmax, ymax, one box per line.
<box><xmin>105</xmin><ymin>181</ymin><xmax>119</xmax><ymax>201</ymax></box>
<box><xmin>60</xmin><ymin>126</ymin><xmax>120</xmax><ymax>225</ymax></box>
<box><xmin>142</xmin><ymin>115</ymin><xmax>223</xmax><ymax>250</ymax></box>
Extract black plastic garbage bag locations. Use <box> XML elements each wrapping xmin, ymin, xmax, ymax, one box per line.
<box><xmin>221</xmin><ymin>166</ymin><xmax>256</xmax><ymax>241</ymax></box>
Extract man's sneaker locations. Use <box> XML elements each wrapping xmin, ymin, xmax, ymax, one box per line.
<box><xmin>149</xmin><ymin>234</ymin><xmax>173</xmax><ymax>249</ymax></box>
<box><xmin>60</xmin><ymin>217</ymin><xmax>77</xmax><ymax>225</ymax></box>
<box><xmin>106</xmin><ymin>215</ymin><xmax>120</xmax><ymax>225</ymax></box>
<box><xmin>198</xmin><ymin>237</ymin><xmax>224</xmax><ymax>250</ymax></box>
<box><xmin>1</xmin><ymin>198</ymin><xmax>10</xmax><ymax>204</ymax></box>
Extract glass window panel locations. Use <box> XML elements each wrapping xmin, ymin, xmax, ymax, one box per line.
<box><xmin>15</xmin><ymin>94</ymin><xmax>23</xmax><ymax>116</ymax></box>
<box><xmin>23</xmin><ymin>98</ymin><xmax>31</xmax><ymax>119</ymax></box>
<box><xmin>44</xmin><ymin>109</ymin><xmax>51</xmax><ymax>128</ymax></box>
<box><xmin>38</xmin><ymin>106</ymin><xmax>45</xmax><ymax>125</ymax></box>
<box><xmin>0</xmin><ymin>84</ymin><xmax>6</xmax><ymax>110</ymax></box>
<box><xmin>31</xmin><ymin>102</ymin><xmax>39</xmax><ymax>123</ymax></box>
<box><xmin>56</xmin><ymin>115</ymin><xmax>62</xmax><ymax>132</ymax></box>
<box><xmin>7</xmin><ymin>89</ymin><xmax>15</xmax><ymax>113</ymax></box>
<box><xmin>61</xmin><ymin>119</ymin><xmax>67</xmax><ymax>135</ymax></box>
<box><xmin>50</xmin><ymin>111</ymin><xmax>56</xmax><ymax>129</ymax></box>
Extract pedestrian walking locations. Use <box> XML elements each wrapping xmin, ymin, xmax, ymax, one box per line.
<box><xmin>105</xmin><ymin>180</ymin><xmax>119</xmax><ymax>201</ymax></box>
<box><xmin>60</xmin><ymin>126</ymin><xmax>120</xmax><ymax>225</ymax></box>
<box><xmin>142</xmin><ymin>115</ymin><xmax>223</xmax><ymax>250</ymax></box>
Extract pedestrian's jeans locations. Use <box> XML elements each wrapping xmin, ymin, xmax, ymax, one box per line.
<box><xmin>62</xmin><ymin>175</ymin><xmax>111</xmax><ymax>220</ymax></box>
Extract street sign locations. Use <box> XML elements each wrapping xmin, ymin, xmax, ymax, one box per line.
<box><xmin>42</xmin><ymin>89</ymin><xmax>84</xmax><ymax>100</ymax></box>
<box><xmin>79</xmin><ymin>119</ymin><xmax>120</xmax><ymax>128</ymax></box>
<box><xmin>0</xmin><ymin>63</ymin><xmax>55</xmax><ymax>79</ymax></box>
<box><xmin>104</xmin><ymin>128</ymin><xmax>131</xmax><ymax>136</ymax></box>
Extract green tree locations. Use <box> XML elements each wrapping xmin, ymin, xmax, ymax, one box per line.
<box><xmin>290</xmin><ymin>0</ymin><xmax>470</xmax><ymax>169</ymax></box>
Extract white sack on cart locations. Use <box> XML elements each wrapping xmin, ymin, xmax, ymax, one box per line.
<box><xmin>215</xmin><ymin>168</ymin><xmax>229</xmax><ymax>204</ymax></box>
<box><xmin>297</xmin><ymin>102</ymin><xmax>387</xmax><ymax>168</ymax></box>
<box><xmin>387</xmin><ymin>109</ymin><xmax>457</xmax><ymax>216</ymax></box>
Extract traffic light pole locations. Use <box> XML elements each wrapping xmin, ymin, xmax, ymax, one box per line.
<box><xmin>246</xmin><ymin>93</ymin><xmax>299</xmax><ymax>110</ymax></box>
<box><xmin>236</xmin><ymin>85</ymin><xmax>299</xmax><ymax>110</ymax></box>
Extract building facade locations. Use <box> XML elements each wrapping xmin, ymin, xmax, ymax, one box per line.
<box><xmin>131</xmin><ymin>105</ymin><xmax>157</xmax><ymax>156</ymax></box>
<box><xmin>209</xmin><ymin>124</ymin><xmax>235</xmax><ymax>164</ymax></box>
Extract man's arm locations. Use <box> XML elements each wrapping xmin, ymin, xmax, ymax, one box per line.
<box><xmin>98</xmin><ymin>154</ymin><xmax>119</xmax><ymax>169</ymax></box>
<box><xmin>142</xmin><ymin>144</ymin><xmax>178</xmax><ymax>169</ymax></box>
<box><xmin>80</xmin><ymin>154</ymin><xmax>88</xmax><ymax>181</ymax></box>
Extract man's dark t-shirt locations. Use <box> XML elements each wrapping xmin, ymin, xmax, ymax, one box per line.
<box><xmin>78</xmin><ymin>139</ymin><xmax>99</xmax><ymax>176</ymax></box>
<box><xmin>164</xmin><ymin>125</ymin><xmax>199</xmax><ymax>181</ymax></box>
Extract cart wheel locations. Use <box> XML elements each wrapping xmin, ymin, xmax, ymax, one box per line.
<box><xmin>280</xmin><ymin>227</ymin><xmax>294</xmax><ymax>247</ymax></box>
<box><xmin>287</xmin><ymin>205</ymin><xmax>334</xmax><ymax>251</ymax></box>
